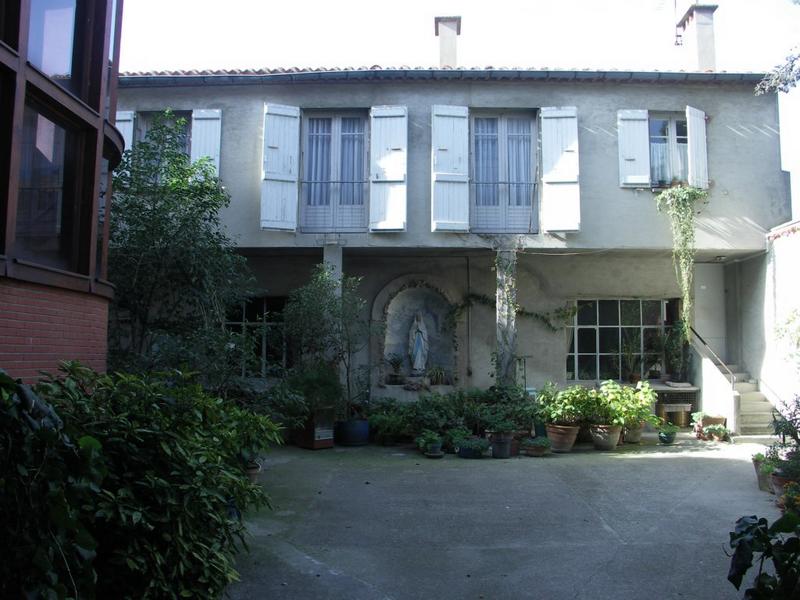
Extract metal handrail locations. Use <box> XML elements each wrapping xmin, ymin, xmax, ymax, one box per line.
<box><xmin>690</xmin><ymin>326</ymin><xmax>735</xmax><ymax>388</ymax></box>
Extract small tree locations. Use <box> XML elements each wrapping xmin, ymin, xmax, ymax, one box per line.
<box><xmin>108</xmin><ymin>112</ymin><xmax>257</xmax><ymax>392</ymax></box>
<box><xmin>283</xmin><ymin>264</ymin><xmax>375</xmax><ymax>415</ymax></box>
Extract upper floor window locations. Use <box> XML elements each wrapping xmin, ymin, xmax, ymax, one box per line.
<box><xmin>116</xmin><ymin>108</ymin><xmax>222</xmax><ymax>173</ymax></box>
<box><xmin>617</xmin><ymin>107</ymin><xmax>708</xmax><ymax>189</ymax></box>
<box><xmin>649</xmin><ymin>115</ymin><xmax>687</xmax><ymax>187</ymax></box>
<box><xmin>470</xmin><ymin>113</ymin><xmax>536</xmax><ymax>233</ymax></box>
<box><xmin>301</xmin><ymin>113</ymin><xmax>368</xmax><ymax>232</ymax></box>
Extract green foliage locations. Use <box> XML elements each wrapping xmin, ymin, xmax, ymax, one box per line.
<box><xmin>782</xmin><ymin>482</ymin><xmax>800</xmax><ymax>516</ymax></box>
<box><xmin>727</xmin><ymin>513</ymin><xmax>800</xmax><ymax>598</ymax></box>
<box><xmin>286</xmin><ymin>363</ymin><xmax>343</xmax><ymax>411</ymax></box>
<box><xmin>385</xmin><ymin>353</ymin><xmax>404</xmax><ymax>374</ymax></box>
<box><xmin>232</xmin><ymin>379</ymin><xmax>309</xmax><ymax>431</ymax></box>
<box><xmin>444</xmin><ymin>426</ymin><xmax>472</xmax><ymax>449</ymax></box>
<box><xmin>521</xmin><ymin>436</ymin><xmax>551</xmax><ymax>448</ymax></box>
<box><xmin>448</xmin><ymin>293</ymin><xmax>576</xmax><ymax>333</ymax></box>
<box><xmin>658</xmin><ymin>420</ymin><xmax>680</xmax><ymax>434</ymax></box>
<box><xmin>426</xmin><ymin>365</ymin><xmax>447</xmax><ymax>385</ymax></box>
<box><xmin>109</xmin><ymin>111</ymin><xmax>257</xmax><ymax>393</ymax></box>
<box><xmin>537</xmin><ymin>384</ymin><xmax>593</xmax><ymax>425</ymax></box>
<box><xmin>457</xmin><ymin>437</ymin><xmax>491</xmax><ymax>453</ymax></box>
<box><xmin>702</xmin><ymin>424</ymin><xmax>730</xmax><ymax>440</ymax></box>
<box><xmin>415</xmin><ymin>429</ymin><xmax>442</xmax><ymax>452</ymax></box>
<box><xmin>655</xmin><ymin>185</ymin><xmax>708</xmax><ymax>336</ymax></box>
<box><xmin>368</xmin><ymin>401</ymin><xmax>408</xmax><ymax>443</ymax></box>
<box><xmin>757</xmin><ymin>52</ymin><xmax>799</xmax><ymax>94</ymax></box>
<box><xmin>283</xmin><ymin>264</ymin><xmax>377</xmax><ymax>414</ymax></box>
<box><xmin>0</xmin><ymin>363</ymin><xmax>281</xmax><ymax>599</ymax></box>
<box><xmin>664</xmin><ymin>321</ymin><xmax>691</xmax><ymax>380</ymax></box>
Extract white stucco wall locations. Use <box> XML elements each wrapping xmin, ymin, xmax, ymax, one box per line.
<box><xmin>117</xmin><ymin>77</ymin><xmax>789</xmax><ymax>255</ymax></box>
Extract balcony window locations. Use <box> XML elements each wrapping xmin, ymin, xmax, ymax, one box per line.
<box><xmin>300</xmin><ymin>113</ymin><xmax>367</xmax><ymax>232</ymax></box>
<box><xmin>27</xmin><ymin>0</ymin><xmax>82</xmax><ymax>96</ymax></box>
<box><xmin>471</xmin><ymin>114</ymin><xmax>536</xmax><ymax>232</ymax></box>
<box><xmin>15</xmin><ymin>103</ymin><xmax>82</xmax><ymax>271</ymax></box>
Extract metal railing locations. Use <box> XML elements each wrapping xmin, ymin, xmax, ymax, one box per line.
<box><xmin>691</xmin><ymin>326</ymin><xmax>735</xmax><ymax>389</ymax></box>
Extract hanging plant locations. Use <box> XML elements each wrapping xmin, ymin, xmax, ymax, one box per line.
<box><xmin>655</xmin><ymin>185</ymin><xmax>708</xmax><ymax>339</ymax></box>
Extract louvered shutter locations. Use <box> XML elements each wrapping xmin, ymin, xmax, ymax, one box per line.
<box><xmin>115</xmin><ymin>110</ymin><xmax>134</xmax><ymax>151</ymax></box>
<box><xmin>261</xmin><ymin>104</ymin><xmax>300</xmax><ymax>231</ymax></box>
<box><xmin>190</xmin><ymin>109</ymin><xmax>222</xmax><ymax>173</ymax></box>
<box><xmin>617</xmin><ymin>110</ymin><xmax>651</xmax><ymax>187</ymax></box>
<box><xmin>431</xmin><ymin>105</ymin><xmax>469</xmax><ymax>232</ymax></box>
<box><xmin>686</xmin><ymin>106</ymin><xmax>709</xmax><ymax>189</ymax></box>
<box><xmin>540</xmin><ymin>106</ymin><xmax>580</xmax><ymax>232</ymax></box>
<box><xmin>369</xmin><ymin>106</ymin><xmax>407</xmax><ymax>231</ymax></box>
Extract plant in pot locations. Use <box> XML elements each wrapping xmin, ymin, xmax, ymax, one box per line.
<box><xmin>416</xmin><ymin>429</ymin><xmax>444</xmax><ymax>457</ymax></box>
<box><xmin>779</xmin><ymin>482</ymin><xmax>800</xmax><ymax>515</ymax></box>
<box><xmin>621</xmin><ymin>381</ymin><xmax>658</xmax><ymax>444</ymax></box>
<box><xmin>444</xmin><ymin>425</ymin><xmax>472</xmax><ymax>454</ymax></box>
<box><xmin>384</xmin><ymin>353</ymin><xmax>405</xmax><ymax>385</ymax></box>
<box><xmin>702</xmin><ymin>424</ymin><xmax>730</xmax><ymax>442</ymax></box>
<box><xmin>486</xmin><ymin>411</ymin><xmax>515</xmax><ymax>459</ymax></box>
<box><xmin>657</xmin><ymin>420</ymin><xmax>679</xmax><ymax>444</ymax></box>
<box><xmin>587</xmin><ymin>380</ymin><xmax>627</xmax><ymax>451</ymax></box>
<box><xmin>521</xmin><ymin>436</ymin><xmax>552</xmax><ymax>457</ymax></box>
<box><xmin>752</xmin><ymin>452</ymin><xmax>773</xmax><ymax>493</ymax></box>
<box><xmin>426</xmin><ymin>365</ymin><xmax>448</xmax><ymax>386</ymax></box>
<box><xmin>691</xmin><ymin>411</ymin><xmax>727</xmax><ymax>440</ymax></box>
<box><xmin>772</xmin><ymin>448</ymin><xmax>800</xmax><ymax>496</ymax></box>
<box><xmin>457</xmin><ymin>437</ymin><xmax>490</xmax><ymax>459</ymax></box>
<box><xmin>538</xmin><ymin>384</ymin><xmax>588</xmax><ymax>453</ymax></box>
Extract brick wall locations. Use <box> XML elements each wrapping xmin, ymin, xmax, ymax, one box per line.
<box><xmin>0</xmin><ymin>279</ymin><xmax>108</xmax><ymax>382</ymax></box>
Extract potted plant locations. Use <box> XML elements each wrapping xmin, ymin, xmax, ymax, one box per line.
<box><xmin>658</xmin><ymin>421</ymin><xmax>679</xmax><ymax>444</ymax></box>
<box><xmin>384</xmin><ymin>353</ymin><xmax>405</xmax><ymax>385</ymax></box>
<box><xmin>691</xmin><ymin>411</ymin><xmax>727</xmax><ymax>440</ymax></box>
<box><xmin>702</xmin><ymin>424</ymin><xmax>730</xmax><ymax>442</ymax></box>
<box><xmin>521</xmin><ymin>436</ymin><xmax>551</xmax><ymax>457</ymax></box>
<box><xmin>779</xmin><ymin>481</ymin><xmax>800</xmax><ymax>515</ymax></box>
<box><xmin>752</xmin><ymin>452</ymin><xmax>772</xmax><ymax>492</ymax></box>
<box><xmin>538</xmin><ymin>384</ymin><xmax>587</xmax><ymax>453</ymax></box>
<box><xmin>485</xmin><ymin>409</ymin><xmax>515</xmax><ymax>459</ymax></box>
<box><xmin>771</xmin><ymin>449</ymin><xmax>800</xmax><ymax>495</ymax></box>
<box><xmin>456</xmin><ymin>437</ymin><xmax>490</xmax><ymax>459</ymax></box>
<box><xmin>426</xmin><ymin>365</ymin><xmax>448</xmax><ymax>386</ymax></box>
<box><xmin>416</xmin><ymin>429</ymin><xmax>443</xmax><ymax>457</ymax></box>
<box><xmin>586</xmin><ymin>380</ymin><xmax>627</xmax><ymax>451</ymax></box>
<box><xmin>621</xmin><ymin>381</ymin><xmax>658</xmax><ymax>444</ymax></box>
<box><xmin>444</xmin><ymin>426</ymin><xmax>472</xmax><ymax>453</ymax></box>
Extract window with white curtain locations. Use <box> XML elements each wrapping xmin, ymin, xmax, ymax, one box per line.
<box><xmin>470</xmin><ymin>113</ymin><xmax>536</xmax><ymax>232</ymax></box>
<box><xmin>649</xmin><ymin>115</ymin><xmax>688</xmax><ymax>186</ymax></box>
<box><xmin>301</xmin><ymin>112</ymin><xmax>368</xmax><ymax>231</ymax></box>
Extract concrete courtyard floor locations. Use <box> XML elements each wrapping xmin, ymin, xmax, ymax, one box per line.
<box><xmin>228</xmin><ymin>432</ymin><xmax>780</xmax><ymax>600</ymax></box>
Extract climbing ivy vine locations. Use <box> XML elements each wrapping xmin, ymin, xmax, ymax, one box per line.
<box><xmin>655</xmin><ymin>185</ymin><xmax>708</xmax><ymax>339</ymax></box>
<box><xmin>446</xmin><ymin>293</ymin><xmax>576</xmax><ymax>333</ymax></box>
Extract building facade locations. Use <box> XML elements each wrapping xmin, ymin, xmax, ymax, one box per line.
<box><xmin>0</xmin><ymin>0</ymin><xmax>125</xmax><ymax>380</ymax></box>
<box><xmin>116</xmin><ymin>9</ymin><xmax>794</xmax><ymax>431</ymax></box>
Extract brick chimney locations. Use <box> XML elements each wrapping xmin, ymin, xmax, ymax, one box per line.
<box><xmin>677</xmin><ymin>4</ymin><xmax>718</xmax><ymax>71</ymax></box>
<box><xmin>434</xmin><ymin>16</ymin><xmax>461</xmax><ymax>68</ymax></box>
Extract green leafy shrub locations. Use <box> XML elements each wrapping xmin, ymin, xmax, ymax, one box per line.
<box><xmin>538</xmin><ymin>384</ymin><xmax>593</xmax><ymax>425</ymax></box>
<box><xmin>0</xmin><ymin>363</ymin><xmax>281</xmax><ymax>599</ymax></box>
<box><xmin>521</xmin><ymin>436</ymin><xmax>551</xmax><ymax>448</ymax></box>
<box><xmin>415</xmin><ymin>429</ymin><xmax>442</xmax><ymax>452</ymax></box>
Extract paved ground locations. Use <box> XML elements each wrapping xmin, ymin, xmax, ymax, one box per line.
<box><xmin>228</xmin><ymin>433</ymin><xmax>779</xmax><ymax>600</ymax></box>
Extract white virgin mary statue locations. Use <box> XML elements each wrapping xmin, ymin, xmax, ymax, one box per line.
<box><xmin>408</xmin><ymin>313</ymin><xmax>429</xmax><ymax>375</ymax></box>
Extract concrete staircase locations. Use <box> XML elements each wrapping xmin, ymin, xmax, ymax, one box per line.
<box><xmin>716</xmin><ymin>363</ymin><xmax>774</xmax><ymax>435</ymax></box>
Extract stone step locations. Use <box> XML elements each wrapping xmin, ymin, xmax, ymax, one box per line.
<box><xmin>731</xmin><ymin>372</ymin><xmax>750</xmax><ymax>382</ymax></box>
<box><xmin>739</xmin><ymin>413</ymin><xmax>774</xmax><ymax>428</ymax></box>
<box><xmin>739</xmin><ymin>425</ymin><xmax>775</xmax><ymax>435</ymax></box>
<box><xmin>735</xmin><ymin>382</ymin><xmax>759</xmax><ymax>394</ymax></box>
<box><xmin>717</xmin><ymin>363</ymin><xmax>741</xmax><ymax>373</ymax></box>
<box><xmin>741</xmin><ymin>391</ymin><xmax>769</xmax><ymax>404</ymax></box>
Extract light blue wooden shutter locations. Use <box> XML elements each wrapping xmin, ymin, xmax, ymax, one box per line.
<box><xmin>686</xmin><ymin>106</ymin><xmax>709</xmax><ymax>189</ymax></box>
<box><xmin>261</xmin><ymin>104</ymin><xmax>300</xmax><ymax>231</ymax></box>
<box><xmin>369</xmin><ymin>106</ymin><xmax>407</xmax><ymax>231</ymax></box>
<box><xmin>617</xmin><ymin>109</ymin><xmax>650</xmax><ymax>187</ymax></box>
<box><xmin>190</xmin><ymin>109</ymin><xmax>222</xmax><ymax>173</ymax></box>
<box><xmin>540</xmin><ymin>106</ymin><xmax>580</xmax><ymax>232</ymax></box>
<box><xmin>431</xmin><ymin>105</ymin><xmax>469</xmax><ymax>232</ymax></box>
<box><xmin>115</xmin><ymin>110</ymin><xmax>134</xmax><ymax>151</ymax></box>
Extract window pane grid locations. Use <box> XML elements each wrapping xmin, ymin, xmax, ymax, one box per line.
<box><xmin>566</xmin><ymin>299</ymin><xmax>667</xmax><ymax>382</ymax></box>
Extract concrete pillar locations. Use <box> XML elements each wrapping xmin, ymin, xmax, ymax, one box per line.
<box><xmin>323</xmin><ymin>244</ymin><xmax>343</xmax><ymax>296</ymax></box>
<box><xmin>495</xmin><ymin>249</ymin><xmax>518</xmax><ymax>387</ymax></box>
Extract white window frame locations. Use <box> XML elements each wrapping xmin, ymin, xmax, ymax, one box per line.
<box><xmin>566</xmin><ymin>298</ymin><xmax>673</xmax><ymax>382</ymax></box>
<box><xmin>649</xmin><ymin>113</ymin><xmax>688</xmax><ymax>188</ymax></box>
<box><xmin>299</xmin><ymin>110</ymin><xmax>369</xmax><ymax>232</ymax></box>
<box><xmin>469</xmin><ymin>110</ymin><xmax>538</xmax><ymax>233</ymax></box>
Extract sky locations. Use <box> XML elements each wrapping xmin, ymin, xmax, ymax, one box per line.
<box><xmin>119</xmin><ymin>0</ymin><xmax>800</xmax><ymax>213</ymax></box>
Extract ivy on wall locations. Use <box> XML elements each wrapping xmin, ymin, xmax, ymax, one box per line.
<box><xmin>447</xmin><ymin>293</ymin><xmax>576</xmax><ymax>333</ymax></box>
<box><xmin>655</xmin><ymin>185</ymin><xmax>708</xmax><ymax>339</ymax></box>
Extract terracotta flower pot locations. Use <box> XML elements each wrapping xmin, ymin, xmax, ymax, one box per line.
<box><xmin>545</xmin><ymin>424</ymin><xmax>579</xmax><ymax>453</ymax></box>
<box><xmin>771</xmin><ymin>473</ymin><xmax>794</xmax><ymax>496</ymax></box>
<box><xmin>624</xmin><ymin>423</ymin><xmax>644</xmax><ymax>444</ymax></box>
<box><xmin>523</xmin><ymin>445</ymin><xmax>550</xmax><ymax>457</ymax></box>
<box><xmin>589</xmin><ymin>424</ymin><xmax>623</xmax><ymax>451</ymax></box>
